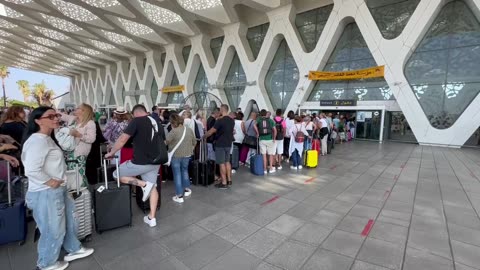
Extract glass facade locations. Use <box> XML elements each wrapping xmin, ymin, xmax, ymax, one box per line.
<box><xmin>160</xmin><ymin>52</ymin><xmax>166</xmax><ymax>68</ymax></box>
<box><xmin>308</xmin><ymin>23</ymin><xmax>394</xmax><ymax>102</ymax></box>
<box><xmin>224</xmin><ymin>52</ymin><xmax>246</xmax><ymax>110</ymax></box>
<box><xmin>295</xmin><ymin>5</ymin><xmax>333</xmax><ymax>52</ymax></box>
<box><xmin>367</xmin><ymin>0</ymin><xmax>420</xmax><ymax>40</ymax></box>
<box><xmin>134</xmin><ymin>82</ymin><xmax>140</xmax><ymax>104</ymax></box>
<box><xmin>151</xmin><ymin>78</ymin><xmax>158</xmax><ymax>105</ymax></box>
<box><xmin>194</xmin><ymin>63</ymin><xmax>209</xmax><ymax>106</ymax></box>
<box><xmin>108</xmin><ymin>88</ymin><xmax>115</xmax><ymax>105</ymax></box>
<box><xmin>265</xmin><ymin>39</ymin><xmax>299</xmax><ymax>111</ymax></box>
<box><xmin>210</xmin><ymin>36</ymin><xmax>224</xmax><ymax>63</ymax></box>
<box><xmin>247</xmin><ymin>23</ymin><xmax>269</xmax><ymax>60</ymax></box>
<box><xmin>182</xmin><ymin>45</ymin><xmax>191</xmax><ymax>65</ymax></box>
<box><xmin>166</xmin><ymin>71</ymin><xmax>183</xmax><ymax>104</ymax></box>
<box><xmin>405</xmin><ymin>1</ymin><xmax>480</xmax><ymax>129</ymax></box>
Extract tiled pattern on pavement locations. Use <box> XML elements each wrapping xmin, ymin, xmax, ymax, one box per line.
<box><xmin>2</xmin><ymin>141</ymin><xmax>480</xmax><ymax>270</ymax></box>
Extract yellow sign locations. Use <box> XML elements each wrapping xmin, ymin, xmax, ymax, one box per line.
<box><xmin>308</xmin><ymin>66</ymin><xmax>385</xmax><ymax>81</ymax></box>
<box><xmin>161</xmin><ymin>85</ymin><xmax>185</xmax><ymax>93</ymax></box>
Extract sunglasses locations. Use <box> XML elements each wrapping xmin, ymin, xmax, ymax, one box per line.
<box><xmin>40</xmin><ymin>113</ymin><xmax>62</xmax><ymax>120</ymax></box>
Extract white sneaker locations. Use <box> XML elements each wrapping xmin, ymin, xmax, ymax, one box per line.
<box><xmin>184</xmin><ymin>188</ymin><xmax>192</xmax><ymax>197</ymax></box>
<box><xmin>277</xmin><ymin>166</ymin><xmax>282</xmax><ymax>170</ymax></box>
<box><xmin>141</xmin><ymin>182</ymin><xmax>155</xmax><ymax>202</ymax></box>
<box><xmin>298</xmin><ymin>165</ymin><xmax>303</xmax><ymax>169</ymax></box>
<box><xmin>232</xmin><ymin>169</ymin><xmax>236</xmax><ymax>174</ymax></box>
<box><xmin>269</xmin><ymin>168</ymin><xmax>276</xmax><ymax>173</ymax></box>
<box><xmin>40</xmin><ymin>261</ymin><xmax>69</xmax><ymax>270</ymax></box>
<box><xmin>172</xmin><ymin>195</ymin><xmax>184</xmax><ymax>203</ymax></box>
<box><xmin>290</xmin><ymin>166</ymin><xmax>296</xmax><ymax>170</ymax></box>
<box><xmin>143</xmin><ymin>216</ymin><xmax>157</xmax><ymax>227</ymax></box>
<box><xmin>264</xmin><ymin>170</ymin><xmax>268</xmax><ymax>175</ymax></box>
<box><xmin>64</xmin><ymin>247</ymin><xmax>94</xmax><ymax>262</ymax></box>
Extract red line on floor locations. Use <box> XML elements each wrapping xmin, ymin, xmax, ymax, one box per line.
<box><xmin>400</xmin><ymin>164</ymin><xmax>405</xmax><ymax>169</ymax></box>
<box><xmin>261</xmin><ymin>195</ymin><xmax>280</xmax><ymax>206</ymax></box>
<box><xmin>471</xmin><ymin>172</ymin><xmax>476</xmax><ymax>178</ymax></box>
<box><xmin>304</xmin><ymin>177</ymin><xmax>315</xmax><ymax>184</ymax></box>
<box><xmin>383</xmin><ymin>190</ymin><xmax>390</xmax><ymax>200</ymax></box>
<box><xmin>361</xmin><ymin>219</ymin><xmax>375</xmax><ymax>236</ymax></box>
<box><xmin>330</xmin><ymin>165</ymin><xmax>337</xmax><ymax>170</ymax></box>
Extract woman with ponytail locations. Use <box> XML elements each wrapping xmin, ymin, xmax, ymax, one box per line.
<box><xmin>22</xmin><ymin>107</ymin><xmax>93</xmax><ymax>270</ymax></box>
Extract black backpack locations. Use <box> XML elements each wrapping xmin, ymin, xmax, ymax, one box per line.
<box><xmin>148</xmin><ymin>117</ymin><xmax>168</xmax><ymax>165</ymax></box>
<box><xmin>274</xmin><ymin>118</ymin><xmax>284</xmax><ymax>140</ymax></box>
<box><xmin>258</xmin><ymin>118</ymin><xmax>272</xmax><ymax>136</ymax></box>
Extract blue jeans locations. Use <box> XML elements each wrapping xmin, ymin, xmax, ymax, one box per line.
<box><xmin>291</xmin><ymin>150</ymin><xmax>301</xmax><ymax>167</ymax></box>
<box><xmin>172</xmin><ymin>157</ymin><xmax>191</xmax><ymax>196</ymax></box>
<box><xmin>26</xmin><ymin>187</ymin><xmax>81</xmax><ymax>268</ymax></box>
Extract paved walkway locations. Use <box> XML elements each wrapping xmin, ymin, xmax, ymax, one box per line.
<box><xmin>3</xmin><ymin>141</ymin><xmax>480</xmax><ymax>270</ymax></box>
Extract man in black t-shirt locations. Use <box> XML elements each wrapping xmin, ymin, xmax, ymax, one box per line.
<box><xmin>206</xmin><ymin>108</ymin><xmax>220</xmax><ymax>161</ymax></box>
<box><xmin>204</xmin><ymin>104</ymin><xmax>234</xmax><ymax>189</ymax></box>
<box><xmin>105</xmin><ymin>104</ymin><xmax>164</xmax><ymax>228</ymax></box>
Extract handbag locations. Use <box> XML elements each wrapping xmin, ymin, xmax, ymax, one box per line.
<box><xmin>164</xmin><ymin>127</ymin><xmax>186</xmax><ymax>167</ymax></box>
<box><xmin>242</xmin><ymin>121</ymin><xmax>257</xmax><ymax>149</ymax></box>
<box><xmin>55</xmin><ymin>127</ymin><xmax>76</xmax><ymax>152</ymax></box>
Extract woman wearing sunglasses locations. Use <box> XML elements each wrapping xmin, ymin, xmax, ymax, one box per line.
<box><xmin>22</xmin><ymin>107</ymin><xmax>93</xmax><ymax>270</ymax></box>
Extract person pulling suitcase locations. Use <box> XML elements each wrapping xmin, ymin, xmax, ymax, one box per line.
<box><xmin>105</xmin><ymin>104</ymin><xmax>166</xmax><ymax>228</ymax></box>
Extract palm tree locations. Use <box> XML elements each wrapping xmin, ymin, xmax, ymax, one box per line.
<box><xmin>0</xmin><ymin>66</ymin><xmax>9</xmax><ymax>108</ymax></box>
<box><xmin>16</xmin><ymin>80</ymin><xmax>30</xmax><ymax>102</ymax></box>
<box><xmin>32</xmin><ymin>81</ymin><xmax>55</xmax><ymax>106</ymax></box>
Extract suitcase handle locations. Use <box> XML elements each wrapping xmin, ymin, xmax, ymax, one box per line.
<box><xmin>5</xmin><ymin>161</ymin><xmax>11</xmax><ymax>205</ymax></box>
<box><xmin>103</xmin><ymin>155</ymin><xmax>120</xmax><ymax>189</ymax></box>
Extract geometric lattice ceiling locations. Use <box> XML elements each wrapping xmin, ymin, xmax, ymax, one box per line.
<box><xmin>0</xmin><ymin>0</ymin><xmax>270</xmax><ymax>76</ymax></box>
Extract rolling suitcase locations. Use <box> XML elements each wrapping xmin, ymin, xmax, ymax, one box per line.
<box><xmin>231</xmin><ymin>144</ymin><xmax>240</xmax><ymax>170</ymax></box>
<box><xmin>327</xmin><ymin>138</ymin><xmax>333</xmax><ymax>154</ymax></box>
<box><xmin>66</xmin><ymin>160</ymin><xmax>93</xmax><ymax>241</ymax></box>
<box><xmin>0</xmin><ymin>161</ymin><xmax>27</xmax><ymax>245</ymax></box>
<box><xmin>192</xmin><ymin>140</ymin><xmax>215</xmax><ymax>186</ymax></box>
<box><xmin>303</xmin><ymin>139</ymin><xmax>318</xmax><ymax>168</ymax></box>
<box><xmin>312</xmin><ymin>139</ymin><xmax>321</xmax><ymax>154</ymax></box>
<box><xmin>250</xmin><ymin>142</ymin><xmax>264</xmax><ymax>176</ymax></box>
<box><xmin>93</xmin><ymin>157</ymin><xmax>132</xmax><ymax>233</ymax></box>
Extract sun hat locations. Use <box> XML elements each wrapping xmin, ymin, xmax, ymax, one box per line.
<box><xmin>114</xmin><ymin>106</ymin><xmax>127</xmax><ymax>114</ymax></box>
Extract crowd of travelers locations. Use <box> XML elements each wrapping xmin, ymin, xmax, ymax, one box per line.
<box><xmin>0</xmin><ymin>103</ymin><xmax>354</xmax><ymax>270</ymax></box>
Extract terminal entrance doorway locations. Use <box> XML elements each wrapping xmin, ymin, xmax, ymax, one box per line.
<box><xmin>317</xmin><ymin>110</ymin><xmax>383</xmax><ymax>141</ymax></box>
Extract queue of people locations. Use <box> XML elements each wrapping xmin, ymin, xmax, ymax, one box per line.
<box><xmin>0</xmin><ymin>103</ymin><xmax>355</xmax><ymax>270</ymax></box>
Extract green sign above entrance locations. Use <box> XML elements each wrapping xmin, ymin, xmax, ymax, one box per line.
<box><xmin>320</xmin><ymin>100</ymin><xmax>357</xmax><ymax>106</ymax></box>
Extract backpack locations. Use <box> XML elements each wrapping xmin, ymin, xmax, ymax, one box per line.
<box><xmin>194</xmin><ymin>120</ymin><xmax>201</xmax><ymax>139</ymax></box>
<box><xmin>258</xmin><ymin>118</ymin><xmax>272</xmax><ymax>136</ymax></box>
<box><xmin>274</xmin><ymin>118</ymin><xmax>284</xmax><ymax>140</ymax></box>
<box><xmin>148</xmin><ymin>116</ymin><xmax>168</xmax><ymax>165</ymax></box>
<box><xmin>294</xmin><ymin>125</ymin><xmax>305</xmax><ymax>143</ymax></box>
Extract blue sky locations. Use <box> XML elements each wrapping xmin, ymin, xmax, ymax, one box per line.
<box><xmin>3</xmin><ymin>67</ymin><xmax>70</xmax><ymax>101</ymax></box>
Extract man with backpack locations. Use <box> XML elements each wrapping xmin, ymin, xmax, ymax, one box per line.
<box><xmin>273</xmin><ymin>109</ymin><xmax>286</xmax><ymax>170</ymax></box>
<box><xmin>254</xmin><ymin>109</ymin><xmax>277</xmax><ymax>174</ymax></box>
<box><xmin>105</xmin><ymin>104</ymin><xmax>164</xmax><ymax>228</ymax></box>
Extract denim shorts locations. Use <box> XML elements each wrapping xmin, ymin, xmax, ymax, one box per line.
<box><xmin>215</xmin><ymin>146</ymin><xmax>232</xmax><ymax>164</ymax></box>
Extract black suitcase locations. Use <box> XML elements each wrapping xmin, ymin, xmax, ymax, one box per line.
<box><xmin>93</xmin><ymin>158</ymin><xmax>132</xmax><ymax>233</ymax></box>
<box><xmin>231</xmin><ymin>144</ymin><xmax>240</xmax><ymax>170</ymax></box>
<box><xmin>0</xmin><ymin>161</ymin><xmax>27</xmax><ymax>245</ymax></box>
<box><xmin>192</xmin><ymin>140</ymin><xmax>215</xmax><ymax>186</ymax></box>
<box><xmin>327</xmin><ymin>138</ymin><xmax>333</xmax><ymax>154</ymax></box>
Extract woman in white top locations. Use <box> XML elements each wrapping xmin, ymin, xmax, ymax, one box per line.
<box><xmin>288</xmin><ymin>116</ymin><xmax>310</xmax><ymax>170</ymax></box>
<box><xmin>22</xmin><ymin>107</ymin><xmax>93</xmax><ymax>270</ymax></box>
<box><xmin>284</xmin><ymin>111</ymin><xmax>295</xmax><ymax>161</ymax></box>
<box><xmin>319</xmin><ymin>113</ymin><xmax>329</xmax><ymax>156</ymax></box>
<box><xmin>60</xmin><ymin>103</ymin><xmax>96</xmax><ymax>187</ymax></box>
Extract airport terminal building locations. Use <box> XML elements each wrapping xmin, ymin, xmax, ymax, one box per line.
<box><xmin>1</xmin><ymin>0</ymin><xmax>480</xmax><ymax>147</ymax></box>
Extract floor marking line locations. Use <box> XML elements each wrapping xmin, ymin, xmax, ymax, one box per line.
<box><xmin>383</xmin><ymin>190</ymin><xmax>390</xmax><ymax>200</ymax></box>
<box><xmin>361</xmin><ymin>219</ymin><xmax>375</xmax><ymax>236</ymax></box>
<box><xmin>330</xmin><ymin>165</ymin><xmax>337</xmax><ymax>170</ymax></box>
<box><xmin>261</xmin><ymin>195</ymin><xmax>280</xmax><ymax>206</ymax></box>
<box><xmin>304</xmin><ymin>177</ymin><xmax>315</xmax><ymax>183</ymax></box>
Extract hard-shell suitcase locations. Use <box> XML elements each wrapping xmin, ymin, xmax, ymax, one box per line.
<box><xmin>250</xmin><ymin>141</ymin><xmax>264</xmax><ymax>176</ymax></box>
<box><xmin>0</xmin><ymin>161</ymin><xmax>27</xmax><ymax>245</ymax></box>
<box><xmin>303</xmin><ymin>139</ymin><xmax>318</xmax><ymax>168</ymax></box>
<box><xmin>312</xmin><ymin>139</ymin><xmax>321</xmax><ymax>153</ymax></box>
<box><xmin>327</xmin><ymin>138</ymin><xmax>333</xmax><ymax>154</ymax></box>
<box><xmin>192</xmin><ymin>140</ymin><xmax>215</xmax><ymax>186</ymax></box>
<box><xmin>66</xmin><ymin>160</ymin><xmax>93</xmax><ymax>241</ymax></box>
<box><xmin>93</xmin><ymin>158</ymin><xmax>132</xmax><ymax>233</ymax></box>
<box><xmin>231</xmin><ymin>144</ymin><xmax>240</xmax><ymax>170</ymax></box>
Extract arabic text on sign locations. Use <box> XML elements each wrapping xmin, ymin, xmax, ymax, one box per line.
<box><xmin>308</xmin><ymin>66</ymin><xmax>385</xmax><ymax>81</ymax></box>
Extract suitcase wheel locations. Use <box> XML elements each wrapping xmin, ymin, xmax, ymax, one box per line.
<box><xmin>83</xmin><ymin>235</ymin><xmax>92</xmax><ymax>242</ymax></box>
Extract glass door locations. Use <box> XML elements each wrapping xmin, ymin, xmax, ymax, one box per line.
<box><xmin>356</xmin><ymin>110</ymin><xmax>382</xmax><ymax>141</ymax></box>
<box><xmin>385</xmin><ymin>111</ymin><xmax>417</xmax><ymax>143</ymax></box>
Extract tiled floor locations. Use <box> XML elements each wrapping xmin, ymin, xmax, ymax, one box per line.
<box><xmin>3</xmin><ymin>141</ymin><xmax>480</xmax><ymax>270</ymax></box>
